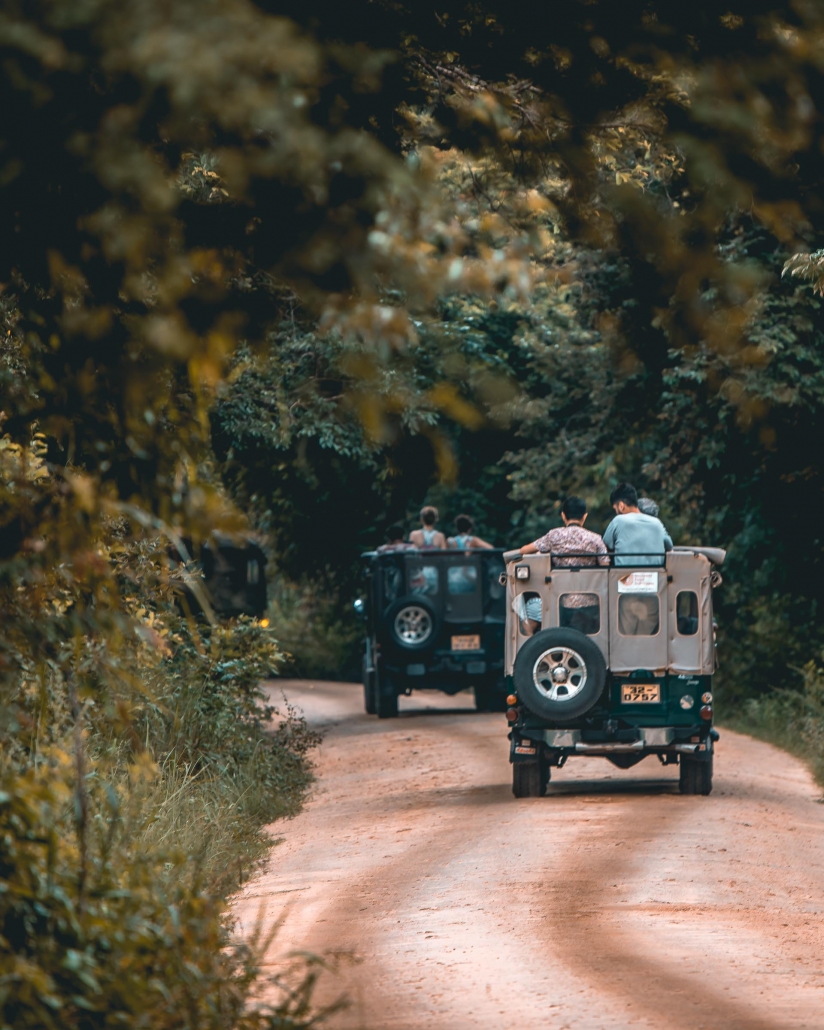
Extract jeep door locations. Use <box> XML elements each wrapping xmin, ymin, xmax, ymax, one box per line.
<box><xmin>543</xmin><ymin>568</ymin><xmax>609</xmax><ymax>663</ymax></box>
<box><xmin>608</xmin><ymin>567</ymin><xmax>668</xmax><ymax>674</ymax></box>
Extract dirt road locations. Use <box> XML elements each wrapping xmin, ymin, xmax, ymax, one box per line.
<box><xmin>235</xmin><ymin>681</ymin><xmax>824</xmax><ymax>1029</ymax></box>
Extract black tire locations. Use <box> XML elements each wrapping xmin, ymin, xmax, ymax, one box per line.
<box><xmin>375</xmin><ymin>667</ymin><xmax>399</xmax><ymax>719</ymax></box>
<box><xmin>363</xmin><ymin>654</ymin><xmax>376</xmax><ymax>715</ymax></box>
<box><xmin>512</xmin><ymin>761</ymin><xmax>548</xmax><ymax>798</ymax></box>
<box><xmin>679</xmin><ymin>755</ymin><xmax>713</xmax><ymax>795</ymax></box>
<box><xmin>384</xmin><ymin>595</ymin><xmax>440</xmax><ymax>654</ymax></box>
<box><xmin>474</xmin><ymin>675</ymin><xmax>508</xmax><ymax>713</ymax></box>
<box><xmin>512</xmin><ymin>628</ymin><xmax>606</xmax><ymax>721</ymax></box>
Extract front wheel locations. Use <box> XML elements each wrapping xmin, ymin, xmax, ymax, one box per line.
<box><xmin>363</xmin><ymin>655</ymin><xmax>376</xmax><ymax>715</ymax></box>
<box><xmin>679</xmin><ymin>754</ymin><xmax>713</xmax><ymax>795</ymax></box>
<box><xmin>512</xmin><ymin>760</ymin><xmax>549</xmax><ymax>798</ymax></box>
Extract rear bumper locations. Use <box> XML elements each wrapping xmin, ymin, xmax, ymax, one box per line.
<box><xmin>511</xmin><ymin>727</ymin><xmax>714</xmax><ymax>762</ymax></box>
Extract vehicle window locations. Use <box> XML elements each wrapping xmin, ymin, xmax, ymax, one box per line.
<box><xmin>676</xmin><ymin>591</ymin><xmax>699</xmax><ymax>636</ymax></box>
<box><xmin>513</xmin><ymin>591</ymin><xmax>541</xmax><ymax>634</ymax></box>
<box><xmin>382</xmin><ymin>565</ymin><xmax>403</xmax><ymax>602</ymax></box>
<box><xmin>618</xmin><ymin>594</ymin><xmax>660</xmax><ymax>636</ymax></box>
<box><xmin>408</xmin><ymin>564</ymin><xmax>439</xmax><ymax>597</ymax></box>
<box><xmin>448</xmin><ymin>565</ymin><xmax>478</xmax><ymax>595</ymax></box>
<box><xmin>560</xmin><ymin>593</ymin><xmax>600</xmax><ymax>635</ymax></box>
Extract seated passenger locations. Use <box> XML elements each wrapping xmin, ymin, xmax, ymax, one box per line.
<box><xmin>603</xmin><ymin>482</ymin><xmax>673</xmax><ymax>567</ymax></box>
<box><xmin>517</xmin><ymin>496</ymin><xmax>608</xmax><ymax>635</ymax></box>
<box><xmin>377</xmin><ymin>524</ymin><xmax>416</xmax><ymax>554</ymax></box>
<box><xmin>409</xmin><ymin>506</ymin><xmax>447</xmax><ymax>550</ymax></box>
<box><xmin>638</xmin><ymin>495</ymin><xmax>674</xmax><ymax>540</ymax></box>
<box><xmin>447</xmin><ymin>514</ymin><xmax>493</xmax><ymax>550</ymax></box>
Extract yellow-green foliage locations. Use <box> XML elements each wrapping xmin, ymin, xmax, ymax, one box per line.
<box><xmin>0</xmin><ymin>760</ymin><xmax>327</xmax><ymax>1030</ymax></box>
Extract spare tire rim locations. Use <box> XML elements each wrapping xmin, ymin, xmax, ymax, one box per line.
<box><xmin>394</xmin><ymin>605</ymin><xmax>433</xmax><ymax>645</ymax></box>
<box><xmin>533</xmin><ymin>646</ymin><xmax>587</xmax><ymax>702</ymax></box>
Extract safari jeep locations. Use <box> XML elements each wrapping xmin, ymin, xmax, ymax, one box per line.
<box><xmin>358</xmin><ymin>548</ymin><xmax>508</xmax><ymax>717</ymax></box>
<box><xmin>501</xmin><ymin>546</ymin><xmax>724</xmax><ymax>797</ymax></box>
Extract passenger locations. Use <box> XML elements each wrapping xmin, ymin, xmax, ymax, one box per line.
<box><xmin>517</xmin><ymin>495</ymin><xmax>608</xmax><ymax>635</ymax></box>
<box><xmin>409</xmin><ymin>506</ymin><xmax>447</xmax><ymax>550</ymax></box>
<box><xmin>603</xmin><ymin>483</ymin><xmax>673</xmax><ymax>567</ymax></box>
<box><xmin>637</xmin><ymin>496</ymin><xmax>659</xmax><ymax>517</ymax></box>
<box><xmin>605</xmin><ymin>483</ymin><xmax>672</xmax><ymax>637</ymax></box>
<box><xmin>448</xmin><ymin>514</ymin><xmax>493</xmax><ymax>550</ymax></box>
<box><xmin>377</xmin><ymin>524</ymin><xmax>416</xmax><ymax>554</ymax></box>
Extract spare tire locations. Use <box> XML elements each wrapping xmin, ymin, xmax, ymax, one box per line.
<box><xmin>384</xmin><ymin>595</ymin><xmax>440</xmax><ymax>653</ymax></box>
<box><xmin>513</xmin><ymin>627</ymin><xmax>606</xmax><ymax>721</ymax></box>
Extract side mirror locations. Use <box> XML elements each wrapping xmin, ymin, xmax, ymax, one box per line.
<box><xmin>353</xmin><ymin>598</ymin><xmax>366</xmax><ymax>617</ymax></box>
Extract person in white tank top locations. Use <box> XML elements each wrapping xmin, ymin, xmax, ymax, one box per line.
<box><xmin>447</xmin><ymin>514</ymin><xmax>493</xmax><ymax>550</ymax></box>
<box><xmin>409</xmin><ymin>505</ymin><xmax>447</xmax><ymax>549</ymax></box>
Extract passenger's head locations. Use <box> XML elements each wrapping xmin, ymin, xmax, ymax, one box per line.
<box><xmin>610</xmin><ymin>482</ymin><xmax>639</xmax><ymax>514</ymax></box>
<box><xmin>455</xmin><ymin>514</ymin><xmax>474</xmax><ymax>534</ymax></box>
<box><xmin>420</xmin><ymin>505</ymin><xmax>438</xmax><ymax>526</ymax></box>
<box><xmin>561</xmin><ymin>496</ymin><xmax>588</xmax><ymax>523</ymax></box>
<box><xmin>637</xmin><ymin>497</ymin><xmax>659</xmax><ymax>518</ymax></box>
<box><xmin>386</xmin><ymin>524</ymin><xmax>405</xmax><ymax>543</ymax></box>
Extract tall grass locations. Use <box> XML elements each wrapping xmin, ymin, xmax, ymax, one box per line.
<box><xmin>724</xmin><ymin>659</ymin><xmax>824</xmax><ymax>787</ymax></box>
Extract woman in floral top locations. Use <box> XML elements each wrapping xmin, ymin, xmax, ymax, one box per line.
<box><xmin>518</xmin><ymin>496</ymin><xmax>608</xmax><ymax>635</ymax></box>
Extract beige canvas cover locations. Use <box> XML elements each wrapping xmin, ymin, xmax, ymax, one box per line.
<box><xmin>666</xmin><ymin>550</ymin><xmax>715</xmax><ymax>675</ymax></box>
<box><xmin>505</xmin><ymin>547</ymin><xmax>717</xmax><ymax>677</ymax></box>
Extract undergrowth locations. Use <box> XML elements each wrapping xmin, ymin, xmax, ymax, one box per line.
<box><xmin>723</xmin><ymin>659</ymin><xmax>824</xmax><ymax>788</ymax></box>
<box><xmin>0</xmin><ymin>530</ymin><xmax>326</xmax><ymax>1029</ymax></box>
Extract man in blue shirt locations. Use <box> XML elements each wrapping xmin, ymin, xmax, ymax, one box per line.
<box><xmin>603</xmin><ymin>483</ymin><xmax>673</xmax><ymax>567</ymax></box>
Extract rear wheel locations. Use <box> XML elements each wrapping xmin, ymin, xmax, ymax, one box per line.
<box><xmin>679</xmin><ymin>755</ymin><xmax>713</xmax><ymax>795</ymax></box>
<box><xmin>512</xmin><ymin>760</ymin><xmax>549</xmax><ymax>798</ymax></box>
<box><xmin>375</xmin><ymin>667</ymin><xmax>399</xmax><ymax>719</ymax></box>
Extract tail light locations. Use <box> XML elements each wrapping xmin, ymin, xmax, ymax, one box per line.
<box><xmin>506</xmin><ymin>708</ymin><xmax>519</xmax><ymax>723</ymax></box>
<box><xmin>699</xmin><ymin>705</ymin><xmax>712</xmax><ymax>721</ymax></box>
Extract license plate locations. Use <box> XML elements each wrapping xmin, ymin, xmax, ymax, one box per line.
<box><xmin>451</xmin><ymin>634</ymin><xmax>481</xmax><ymax>651</ymax></box>
<box><xmin>621</xmin><ymin>683</ymin><xmax>661</xmax><ymax>703</ymax></box>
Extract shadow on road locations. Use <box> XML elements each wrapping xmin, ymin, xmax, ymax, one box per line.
<box><xmin>547</xmin><ymin>776</ymin><xmax>679</xmax><ymax>797</ymax></box>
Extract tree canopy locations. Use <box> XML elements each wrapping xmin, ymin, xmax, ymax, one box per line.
<box><xmin>4</xmin><ymin>1</ymin><xmax>824</xmax><ymax>1016</ymax></box>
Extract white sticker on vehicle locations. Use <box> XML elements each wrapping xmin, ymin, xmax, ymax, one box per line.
<box><xmin>617</xmin><ymin>571</ymin><xmax>658</xmax><ymax>594</ymax></box>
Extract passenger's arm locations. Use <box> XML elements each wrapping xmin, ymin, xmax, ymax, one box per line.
<box><xmin>663</xmin><ymin>531</ymin><xmax>673</xmax><ymax>551</ymax></box>
<box><xmin>602</xmin><ymin>521</ymin><xmax>616</xmax><ymax>551</ymax></box>
<box><xmin>519</xmin><ymin>542</ymin><xmax>539</xmax><ymax>554</ymax></box>
<box><xmin>471</xmin><ymin>536</ymin><xmax>494</xmax><ymax>549</ymax></box>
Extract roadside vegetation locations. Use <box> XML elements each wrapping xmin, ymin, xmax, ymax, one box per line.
<box><xmin>4</xmin><ymin>1</ymin><xmax>824</xmax><ymax>1025</ymax></box>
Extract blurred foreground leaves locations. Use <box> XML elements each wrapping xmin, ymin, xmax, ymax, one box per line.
<box><xmin>6</xmin><ymin>0</ymin><xmax>824</xmax><ymax>1020</ymax></box>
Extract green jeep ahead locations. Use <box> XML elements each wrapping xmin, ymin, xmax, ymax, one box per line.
<box><xmin>501</xmin><ymin>545</ymin><xmax>724</xmax><ymax>797</ymax></box>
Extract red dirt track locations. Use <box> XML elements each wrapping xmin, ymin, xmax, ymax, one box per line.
<box><xmin>234</xmin><ymin>680</ymin><xmax>824</xmax><ymax>1029</ymax></box>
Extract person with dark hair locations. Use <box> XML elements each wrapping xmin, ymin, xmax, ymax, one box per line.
<box><xmin>448</xmin><ymin>514</ymin><xmax>493</xmax><ymax>550</ymax></box>
<box><xmin>409</xmin><ymin>506</ymin><xmax>447</xmax><ymax>550</ymax></box>
<box><xmin>604</xmin><ymin>482</ymin><xmax>673</xmax><ymax>567</ymax></box>
<box><xmin>377</xmin><ymin>524</ymin><xmax>416</xmax><ymax>553</ymax></box>
<box><xmin>516</xmin><ymin>496</ymin><xmax>608</xmax><ymax>635</ymax></box>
